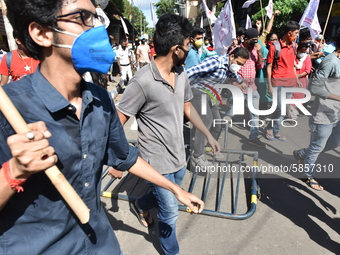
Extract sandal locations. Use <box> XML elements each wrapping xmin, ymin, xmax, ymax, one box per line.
<box><xmin>130</xmin><ymin>200</ymin><xmax>154</xmax><ymax>228</ymax></box>
<box><xmin>303</xmin><ymin>178</ymin><xmax>324</xmax><ymax>191</ymax></box>
<box><xmin>265</xmin><ymin>129</ymin><xmax>274</xmax><ymax>140</ymax></box>
<box><xmin>274</xmin><ymin>134</ymin><xmax>286</xmax><ymax>142</ymax></box>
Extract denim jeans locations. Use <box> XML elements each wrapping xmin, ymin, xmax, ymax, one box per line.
<box><xmin>190</xmin><ymin>88</ymin><xmax>221</xmax><ymax>157</ymax></box>
<box><xmin>267</xmin><ymin>86</ymin><xmax>293</xmax><ymax>135</ymax></box>
<box><xmin>245</xmin><ymin>91</ymin><xmax>260</xmax><ymax>140</ymax></box>
<box><xmin>297</xmin><ymin>120</ymin><xmax>340</xmax><ymax>178</ymax></box>
<box><xmin>137</xmin><ymin>166</ymin><xmax>187</xmax><ymax>255</ymax></box>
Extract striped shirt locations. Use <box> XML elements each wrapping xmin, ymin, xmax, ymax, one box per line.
<box><xmin>186</xmin><ymin>54</ymin><xmax>242</xmax><ymax>105</ymax></box>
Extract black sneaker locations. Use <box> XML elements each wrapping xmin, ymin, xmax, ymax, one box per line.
<box><xmin>249</xmin><ymin>138</ymin><xmax>266</xmax><ymax>148</ymax></box>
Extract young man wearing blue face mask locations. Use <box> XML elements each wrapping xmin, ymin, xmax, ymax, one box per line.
<box><xmin>0</xmin><ymin>1</ymin><xmax>205</xmax><ymax>254</ymax></box>
<box><xmin>184</xmin><ymin>26</ymin><xmax>205</xmax><ymax>70</ymax></box>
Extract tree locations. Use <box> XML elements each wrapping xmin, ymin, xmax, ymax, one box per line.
<box><xmin>154</xmin><ymin>0</ymin><xmax>176</xmax><ymax>17</ymax></box>
<box><xmin>111</xmin><ymin>0</ymin><xmax>125</xmax><ymax>13</ymax></box>
<box><xmin>251</xmin><ymin>0</ymin><xmax>308</xmax><ymax>34</ymax></box>
<box><xmin>118</xmin><ymin>0</ymin><xmax>148</xmax><ymax>36</ymax></box>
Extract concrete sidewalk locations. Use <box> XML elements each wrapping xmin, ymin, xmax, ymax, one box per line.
<box><xmin>102</xmin><ymin>88</ymin><xmax>340</xmax><ymax>255</ymax></box>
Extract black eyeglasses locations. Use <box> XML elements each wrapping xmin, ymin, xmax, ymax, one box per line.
<box><xmin>57</xmin><ymin>10</ymin><xmax>105</xmax><ymax>27</ymax></box>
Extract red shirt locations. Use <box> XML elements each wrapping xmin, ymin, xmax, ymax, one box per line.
<box><xmin>149</xmin><ymin>45</ymin><xmax>156</xmax><ymax>60</ymax></box>
<box><xmin>267</xmin><ymin>39</ymin><xmax>297</xmax><ymax>87</ymax></box>
<box><xmin>0</xmin><ymin>49</ymin><xmax>40</xmax><ymax>81</ymax></box>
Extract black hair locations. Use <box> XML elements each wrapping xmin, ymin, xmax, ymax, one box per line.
<box><xmin>299</xmin><ymin>28</ymin><xmax>311</xmax><ymax>41</ymax></box>
<box><xmin>13</xmin><ymin>30</ymin><xmax>20</xmax><ymax>40</ymax></box>
<box><xmin>297</xmin><ymin>42</ymin><xmax>309</xmax><ymax>51</ymax></box>
<box><xmin>5</xmin><ymin>0</ymin><xmax>96</xmax><ymax>60</ymax></box>
<box><xmin>236</xmin><ymin>27</ymin><xmax>246</xmax><ymax>37</ymax></box>
<box><xmin>190</xmin><ymin>27</ymin><xmax>205</xmax><ymax>38</ymax></box>
<box><xmin>230</xmin><ymin>47</ymin><xmax>250</xmax><ymax>60</ymax></box>
<box><xmin>266</xmin><ymin>32</ymin><xmax>277</xmax><ymax>42</ymax></box>
<box><xmin>120</xmin><ymin>38</ymin><xmax>127</xmax><ymax>44</ymax></box>
<box><xmin>153</xmin><ymin>14</ymin><xmax>192</xmax><ymax>56</ymax></box>
<box><xmin>284</xmin><ymin>21</ymin><xmax>300</xmax><ymax>34</ymax></box>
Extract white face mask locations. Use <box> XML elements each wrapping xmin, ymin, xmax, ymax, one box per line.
<box><xmin>229</xmin><ymin>61</ymin><xmax>242</xmax><ymax>73</ymax></box>
<box><xmin>297</xmin><ymin>52</ymin><xmax>307</xmax><ymax>59</ymax></box>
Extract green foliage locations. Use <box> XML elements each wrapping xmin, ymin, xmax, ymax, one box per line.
<box><xmin>154</xmin><ymin>0</ymin><xmax>176</xmax><ymax>17</ymax></box>
<box><xmin>214</xmin><ymin>1</ymin><xmax>226</xmax><ymax>18</ymax></box>
<box><xmin>116</xmin><ymin>0</ymin><xmax>148</xmax><ymax>36</ymax></box>
<box><xmin>111</xmin><ymin>0</ymin><xmax>125</xmax><ymax>13</ymax></box>
<box><xmin>252</xmin><ymin>0</ymin><xmax>308</xmax><ymax>34</ymax></box>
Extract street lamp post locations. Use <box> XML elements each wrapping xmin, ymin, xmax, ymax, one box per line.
<box><xmin>139</xmin><ymin>2</ymin><xmax>155</xmax><ymax>37</ymax></box>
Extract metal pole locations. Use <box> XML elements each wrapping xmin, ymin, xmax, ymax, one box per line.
<box><xmin>131</xmin><ymin>0</ymin><xmax>135</xmax><ymax>44</ymax></box>
<box><xmin>140</xmin><ymin>5</ymin><xmax>142</xmax><ymax>36</ymax></box>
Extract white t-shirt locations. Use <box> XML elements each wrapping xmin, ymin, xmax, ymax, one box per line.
<box><xmin>116</xmin><ymin>47</ymin><xmax>131</xmax><ymax>65</ymax></box>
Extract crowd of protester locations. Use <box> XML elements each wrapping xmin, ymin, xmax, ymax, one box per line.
<box><xmin>0</xmin><ymin>1</ymin><xmax>339</xmax><ymax>254</ymax></box>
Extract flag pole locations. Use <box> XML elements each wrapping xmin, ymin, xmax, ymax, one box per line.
<box><xmin>259</xmin><ymin>0</ymin><xmax>265</xmax><ymax>32</ymax></box>
<box><xmin>322</xmin><ymin>0</ymin><xmax>334</xmax><ymax>38</ymax></box>
<box><xmin>1</xmin><ymin>0</ymin><xmax>16</xmax><ymax>50</ymax></box>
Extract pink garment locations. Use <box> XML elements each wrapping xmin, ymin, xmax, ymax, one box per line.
<box><xmin>292</xmin><ymin>55</ymin><xmax>312</xmax><ymax>99</ymax></box>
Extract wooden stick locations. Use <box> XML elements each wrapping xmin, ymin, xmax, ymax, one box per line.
<box><xmin>323</xmin><ymin>0</ymin><xmax>334</xmax><ymax>39</ymax></box>
<box><xmin>259</xmin><ymin>0</ymin><xmax>265</xmax><ymax>32</ymax></box>
<box><xmin>0</xmin><ymin>86</ymin><xmax>90</xmax><ymax>224</ymax></box>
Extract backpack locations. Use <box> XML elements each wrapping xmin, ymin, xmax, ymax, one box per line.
<box><xmin>273</xmin><ymin>41</ymin><xmax>297</xmax><ymax>70</ymax></box>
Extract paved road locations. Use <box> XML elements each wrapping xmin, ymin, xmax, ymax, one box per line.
<box><xmin>102</xmin><ymin>80</ymin><xmax>340</xmax><ymax>255</ymax></box>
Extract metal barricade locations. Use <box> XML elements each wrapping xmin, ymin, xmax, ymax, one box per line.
<box><xmin>101</xmin><ymin>140</ymin><xmax>260</xmax><ymax>220</ymax></box>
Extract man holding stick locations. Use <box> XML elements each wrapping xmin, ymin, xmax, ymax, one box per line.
<box><xmin>0</xmin><ymin>0</ymin><xmax>204</xmax><ymax>254</ymax></box>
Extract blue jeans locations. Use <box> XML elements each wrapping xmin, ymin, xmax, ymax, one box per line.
<box><xmin>267</xmin><ymin>86</ymin><xmax>293</xmax><ymax>135</ymax></box>
<box><xmin>297</xmin><ymin>120</ymin><xmax>340</xmax><ymax>178</ymax></box>
<box><xmin>137</xmin><ymin>166</ymin><xmax>187</xmax><ymax>255</ymax></box>
<box><xmin>245</xmin><ymin>91</ymin><xmax>260</xmax><ymax>140</ymax></box>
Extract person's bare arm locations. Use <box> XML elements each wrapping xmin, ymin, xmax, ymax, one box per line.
<box><xmin>267</xmin><ymin>63</ymin><xmax>273</xmax><ymax>95</ymax></box>
<box><xmin>183</xmin><ymin>101</ymin><xmax>220</xmax><ymax>154</ymax></box>
<box><xmin>265</xmin><ymin>10</ymin><xmax>281</xmax><ymax>33</ymax></box>
<box><xmin>129</xmin><ymin>157</ymin><xmax>204</xmax><ymax>213</ymax></box>
<box><xmin>0</xmin><ymin>75</ymin><xmax>9</xmax><ymax>86</ymax></box>
<box><xmin>118</xmin><ymin>110</ymin><xmax>130</xmax><ymax>126</ymax></box>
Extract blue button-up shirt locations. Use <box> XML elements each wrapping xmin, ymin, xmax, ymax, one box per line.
<box><xmin>0</xmin><ymin>68</ymin><xmax>138</xmax><ymax>254</ymax></box>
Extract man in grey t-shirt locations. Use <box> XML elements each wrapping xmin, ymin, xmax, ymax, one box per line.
<box><xmin>293</xmin><ymin>33</ymin><xmax>340</xmax><ymax>191</ymax></box>
<box><xmin>117</xmin><ymin>14</ymin><xmax>220</xmax><ymax>255</ymax></box>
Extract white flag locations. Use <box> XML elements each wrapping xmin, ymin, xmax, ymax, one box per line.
<box><xmin>246</xmin><ymin>14</ymin><xmax>252</xmax><ymax>29</ymax></box>
<box><xmin>299</xmin><ymin>0</ymin><xmax>322</xmax><ymax>39</ymax></box>
<box><xmin>202</xmin><ymin>0</ymin><xmax>217</xmax><ymax>23</ymax></box>
<box><xmin>150</xmin><ymin>2</ymin><xmax>157</xmax><ymax>28</ymax></box>
<box><xmin>265</xmin><ymin>0</ymin><xmax>273</xmax><ymax>19</ymax></box>
<box><xmin>212</xmin><ymin>0</ymin><xmax>236</xmax><ymax>55</ymax></box>
<box><xmin>242</xmin><ymin>0</ymin><xmax>259</xmax><ymax>8</ymax></box>
<box><xmin>120</xmin><ymin>17</ymin><xmax>129</xmax><ymax>35</ymax></box>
